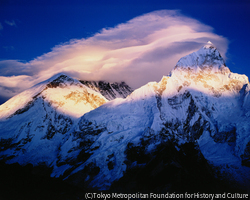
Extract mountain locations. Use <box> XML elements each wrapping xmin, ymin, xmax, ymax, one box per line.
<box><xmin>79</xmin><ymin>80</ymin><xmax>133</xmax><ymax>100</ymax></box>
<box><xmin>0</xmin><ymin>74</ymin><xmax>108</xmax><ymax>166</ymax></box>
<box><xmin>64</xmin><ymin>42</ymin><xmax>250</xmax><ymax>189</ymax></box>
<box><xmin>0</xmin><ymin>74</ymin><xmax>108</xmax><ymax>120</ymax></box>
<box><xmin>0</xmin><ymin>42</ymin><xmax>250</xmax><ymax>194</ymax></box>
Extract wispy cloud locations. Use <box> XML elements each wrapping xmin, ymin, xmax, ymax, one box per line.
<box><xmin>5</xmin><ymin>20</ymin><xmax>17</xmax><ymax>27</ymax></box>
<box><xmin>0</xmin><ymin>10</ymin><xmax>228</xmax><ymax>102</ymax></box>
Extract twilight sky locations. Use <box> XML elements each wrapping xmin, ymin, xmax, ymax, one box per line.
<box><xmin>0</xmin><ymin>0</ymin><xmax>250</xmax><ymax>104</ymax></box>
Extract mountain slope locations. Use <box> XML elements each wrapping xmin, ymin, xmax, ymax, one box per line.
<box><xmin>0</xmin><ymin>42</ymin><xmax>249</xmax><ymax>192</ymax></box>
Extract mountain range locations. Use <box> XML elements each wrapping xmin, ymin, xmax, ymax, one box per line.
<box><xmin>0</xmin><ymin>42</ymin><xmax>249</xmax><ymax>195</ymax></box>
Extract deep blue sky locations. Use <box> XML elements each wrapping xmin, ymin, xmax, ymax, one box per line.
<box><xmin>0</xmin><ymin>0</ymin><xmax>250</xmax><ymax>104</ymax></box>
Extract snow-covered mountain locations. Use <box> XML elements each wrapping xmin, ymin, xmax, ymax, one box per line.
<box><xmin>0</xmin><ymin>42</ymin><xmax>250</xmax><ymax>192</ymax></box>
<box><xmin>68</xmin><ymin>42</ymin><xmax>250</xmax><ymax>189</ymax></box>
<box><xmin>0</xmin><ymin>74</ymin><xmax>108</xmax><ymax>165</ymax></box>
<box><xmin>79</xmin><ymin>80</ymin><xmax>133</xmax><ymax>100</ymax></box>
<box><xmin>0</xmin><ymin>74</ymin><xmax>108</xmax><ymax>120</ymax></box>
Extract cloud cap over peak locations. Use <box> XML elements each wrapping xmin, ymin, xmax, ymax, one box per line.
<box><xmin>0</xmin><ymin>10</ymin><xmax>228</xmax><ymax>103</ymax></box>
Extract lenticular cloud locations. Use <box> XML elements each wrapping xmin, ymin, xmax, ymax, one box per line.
<box><xmin>0</xmin><ymin>10</ymin><xmax>228</xmax><ymax>102</ymax></box>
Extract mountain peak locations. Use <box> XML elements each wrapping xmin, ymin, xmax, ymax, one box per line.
<box><xmin>173</xmin><ymin>41</ymin><xmax>229</xmax><ymax>74</ymax></box>
<box><xmin>46</xmin><ymin>73</ymin><xmax>77</xmax><ymax>89</ymax></box>
<box><xmin>203</xmin><ymin>41</ymin><xmax>216</xmax><ymax>49</ymax></box>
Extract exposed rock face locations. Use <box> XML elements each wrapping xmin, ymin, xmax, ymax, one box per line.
<box><xmin>80</xmin><ymin>80</ymin><xmax>133</xmax><ymax>100</ymax></box>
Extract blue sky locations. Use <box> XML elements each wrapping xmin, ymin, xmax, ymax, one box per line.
<box><xmin>0</xmin><ymin>0</ymin><xmax>250</xmax><ymax>104</ymax></box>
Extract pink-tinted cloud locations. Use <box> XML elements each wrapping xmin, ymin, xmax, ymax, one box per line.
<box><xmin>0</xmin><ymin>10</ymin><xmax>228</xmax><ymax>101</ymax></box>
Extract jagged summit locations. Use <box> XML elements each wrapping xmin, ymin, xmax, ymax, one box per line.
<box><xmin>204</xmin><ymin>41</ymin><xmax>216</xmax><ymax>49</ymax></box>
<box><xmin>174</xmin><ymin>41</ymin><xmax>228</xmax><ymax>74</ymax></box>
<box><xmin>163</xmin><ymin>42</ymin><xmax>248</xmax><ymax>98</ymax></box>
<box><xmin>45</xmin><ymin>74</ymin><xmax>80</xmax><ymax>89</ymax></box>
<box><xmin>33</xmin><ymin>73</ymin><xmax>81</xmax><ymax>90</ymax></box>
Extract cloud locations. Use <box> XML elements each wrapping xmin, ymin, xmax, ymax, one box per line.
<box><xmin>0</xmin><ymin>75</ymin><xmax>34</xmax><ymax>102</ymax></box>
<box><xmin>0</xmin><ymin>60</ymin><xmax>32</xmax><ymax>76</ymax></box>
<box><xmin>0</xmin><ymin>22</ymin><xmax>3</xmax><ymax>30</ymax></box>
<box><xmin>5</xmin><ymin>20</ymin><xmax>17</xmax><ymax>27</ymax></box>
<box><xmin>0</xmin><ymin>10</ymin><xmax>228</xmax><ymax>103</ymax></box>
